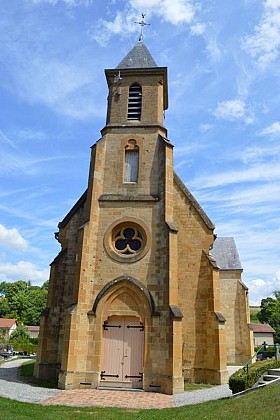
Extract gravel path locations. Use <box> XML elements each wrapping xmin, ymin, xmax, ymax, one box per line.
<box><xmin>0</xmin><ymin>358</ymin><xmax>240</xmax><ymax>407</ymax></box>
<box><xmin>174</xmin><ymin>366</ymin><xmax>241</xmax><ymax>407</ymax></box>
<box><xmin>174</xmin><ymin>384</ymin><xmax>232</xmax><ymax>406</ymax></box>
<box><xmin>0</xmin><ymin>358</ymin><xmax>60</xmax><ymax>404</ymax></box>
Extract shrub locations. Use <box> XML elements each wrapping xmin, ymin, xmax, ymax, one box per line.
<box><xmin>229</xmin><ymin>359</ymin><xmax>280</xmax><ymax>394</ymax></box>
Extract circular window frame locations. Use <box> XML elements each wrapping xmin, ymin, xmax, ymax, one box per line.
<box><xmin>104</xmin><ymin>218</ymin><xmax>151</xmax><ymax>263</ymax></box>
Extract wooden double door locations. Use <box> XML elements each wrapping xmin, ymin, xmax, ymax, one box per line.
<box><xmin>100</xmin><ymin>316</ymin><xmax>144</xmax><ymax>389</ymax></box>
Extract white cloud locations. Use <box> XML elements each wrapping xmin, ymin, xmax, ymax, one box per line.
<box><xmin>91</xmin><ymin>0</ymin><xmax>196</xmax><ymax>46</ymax></box>
<box><xmin>0</xmin><ymin>260</ymin><xmax>49</xmax><ymax>285</ymax></box>
<box><xmin>190</xmin><ymin>162</ymin><xmax>280</xmax><ymax>189</ymax></box>
<box><xmin>241</xmin><ymin>144</ymin><xmax>280</xmax><ymax>164</ymax></box>
<box><xmin>205</xmin><ymin>32</ymin><xmax>223</xmax><ymax>62</ymax></box>
<box><xmin>190</xmin><ymin>23</ymin><xmax>206</xmax><ymax>35</ymax></box>
<box><xmin>258</xmin><ymin>121</ymin><xmax>280</xmax><ymax>136</ymax></box>
<box><xmin>247</xmin><ymin>275</ymin><xmax>280</xmax><ymax>306</ymax></box>
<box><xmin>130</xmin><ymin>0</ymin><xmax>195</xmax><ymax>24</ymax></box>
<box><xmin>31</xmin><ymin>0</ymin><xmax>92</xmax><ymax>6</ymax></box>
<box><xmin>242</xmin><ymin>1</ymin><xmax>280</xmax><ymax>68</ymax></box>
<box><xmin>213</xmin><ymin>99</ymin><xmax>246</xmax><ymax>120</ymax></box>
<box><xmin>199</xmin><ymin>123</ymin><xmax>212</xmax><ymax>133</ymax></box>
<box><xmin>0</xmin><ymin>224</ymin><xmax>29</xmax><ymax>251</ymax></box>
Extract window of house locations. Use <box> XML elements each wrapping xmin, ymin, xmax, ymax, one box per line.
<box><xmin>124</xmin><ymin>139</ymin><xmax>139</xmax><ymax>183</ymax></box>
<box><xmin>127</xmin><ymin>83</ymin><xmax>142</xmax><ymax>120</ymax></box>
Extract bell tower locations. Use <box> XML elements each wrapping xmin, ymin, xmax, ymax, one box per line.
<box><xmin>104</xmin><ymin>40</ymin><xmax>168</xmax><ymax>131</ymax></box>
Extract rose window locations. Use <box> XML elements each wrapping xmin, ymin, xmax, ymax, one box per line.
<box><xmin>113</xmin><ymin>227</ymin><xmax>144</xmax><ymax>255</ymax></box>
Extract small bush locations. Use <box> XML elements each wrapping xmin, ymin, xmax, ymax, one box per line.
<box><xmin>229</xmin><ymin>359</ymin><xmax>280</xmax><ymax>394</ymax></box>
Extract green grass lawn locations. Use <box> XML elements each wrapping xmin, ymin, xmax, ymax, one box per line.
<box><xmin>19</xmin><ymin>359</ymin><xmax>58</xmax><ymax>388</ymax></box>
<box><xmin>0</xmin><ymin>381</ymin><xmax>279</xmax><ymax>419</ymax></box>
<box><xmin>184</xmin><ymin>382</ymin><xmax>214</xmax><ymax>391</ymax></box>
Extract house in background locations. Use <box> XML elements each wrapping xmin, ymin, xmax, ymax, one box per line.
<box><xmin>26</xmin><ymin>326</ymin><xmax>40</xmax><ymax>339</ymax></box>
<box><xmin>0</xmin><ymin>319</ymin><xmax>17</xmax><ymax>338</ymax></box>
<box><xmin>249</xmin><ymin>323</ymin><xmax>275</xmax><ymax>346</ymax></box>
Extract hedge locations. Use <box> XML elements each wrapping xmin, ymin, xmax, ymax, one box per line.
<box><xmin>11</xmin><ymin>342</ymin><xmax>38</xmax><ymax>354</ymax></box>
<box><xmin>229</xmin><ymin>358</ymin><xmax>280</xmax><ymax>394</ymax></box>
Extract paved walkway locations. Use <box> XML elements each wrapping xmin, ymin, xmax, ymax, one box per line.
<box><xmin>0</xmin><ymin>358</ymin><xmax>241</xmax><ymax>409</ymax></box>
<box><xmin>43</xmin><ymin>388</ymin><xmax>175</xmax><ymax>409</ymax></box>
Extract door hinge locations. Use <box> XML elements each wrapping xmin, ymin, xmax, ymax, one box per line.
<box><xmin>100</xmin><ymin>371</ymin><xmax>120</xmax><ymax>380</ymax></box>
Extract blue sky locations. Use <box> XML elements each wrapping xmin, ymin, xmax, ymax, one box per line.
<box><xmin>0</xmin><ymin>0</ymin><xmax>280</xmax><ymax>306</ymax></box>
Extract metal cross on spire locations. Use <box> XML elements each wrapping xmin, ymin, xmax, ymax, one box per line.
<box><xmin>135</xmin><ymin>13</ymin><xmax>150</xmax><ymax>41</ymax></box>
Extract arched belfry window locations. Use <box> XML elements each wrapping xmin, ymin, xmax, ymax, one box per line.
<box><xmin>124</xmin><ymin>140</ymin><xmax>139</xmax><ymax>183</ymax></box>
<box><xmin>127</xmin><ymin>83</ymin><xmax>142</xmax><ymax>120</ymax></box>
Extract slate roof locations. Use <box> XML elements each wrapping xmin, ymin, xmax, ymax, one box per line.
<box><xmin>211</xmin><ymin>237</ymin><xmax>242</xmax><ymax>270</ymax></box>
<box><xmin>116</xmin><ymin>40</ymin><xmax>157</xmax><ymax>69</ymax></box>
<box><xmin>249</xmin><ymin>323</ymin><xmax>276</xmax><ymax>333</ymax></box>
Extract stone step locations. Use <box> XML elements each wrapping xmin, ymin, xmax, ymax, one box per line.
<box><xmin>268</xmin><ymin>368</ymin><xmax>280</xmax><ymax>376</ymax></box>
<box><xmin>258</xmin><ymin>381</ymin><xmax>267</xmax><ymax>386</ymax></box>
<box><xmin>262</xmin><ymin>374</ymin><xmax>280</xmax><ymax>382</ymax></box>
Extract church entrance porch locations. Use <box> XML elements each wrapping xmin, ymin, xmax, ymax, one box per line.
<box><xmin>100</xmin><ymin>315</ymin><xmax>144</xmax><ymax>389</ymax></box>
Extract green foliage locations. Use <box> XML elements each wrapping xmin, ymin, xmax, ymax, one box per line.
<box><xmin>250</xmin><ymin>306</ymin><xmax>261</xmax><ymax>323</ymax></box>
<box><xmin>0</xmin><ymin>327</ymin><xmax>9</xmax><ymax>344</ymax></box>
<box><xmin>229</xmin><ymin>359</ymin><xmax>280</xmax><ymax>394</ymax></box>
<box><xmin>258</xmin><ymin>291</ymin><xmax>280</xmax><ymax>343</ymax></box>
<box><xmin>9</xmin><ymin>324</ymin><xmax>37</xmax><ymax>353</ymax></box>
<box><xmin>12</xmin><ymin>342</ymin><xmax>37</xmax><ymax>354</ymax></box>
<box><xmin>10</xmin><ymin>324</ymin><xmax>30</xmax><ymax>343</ymax></box>
<box><xmin>0</xmin><ymin>280</ymin><xmax>48</xmax><ymax>325</ymax></box>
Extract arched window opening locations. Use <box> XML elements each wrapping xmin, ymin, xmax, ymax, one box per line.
<box><xmin>124</xmin><ymin>140</ymin><xmax>139</xmax><ymax>183</ymax></box>
<box><xmin>127</xmin><ymin>83</ymin><xmax>142</xmax><ymax>120</ymax></box>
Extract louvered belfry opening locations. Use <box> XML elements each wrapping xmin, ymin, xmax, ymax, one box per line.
<box><xmin>127</xmin><ymin>83</ymin><xmax>142</xmax><ymax>120</ymax></box>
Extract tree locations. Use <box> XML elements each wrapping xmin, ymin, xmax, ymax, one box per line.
<box><xmin>10</xmin><ymin>324</ymin><xmax>30</xmax><ymax>344</ymax></box>
<box><xmin>0</xmin><ymin>280</ymin><xmax>48</xmax><ymax>325</ymax></box>
<box><xmin>258</xmin><ymin>290</ymin><xmax>280</xmax><ymax>343</ymax></box>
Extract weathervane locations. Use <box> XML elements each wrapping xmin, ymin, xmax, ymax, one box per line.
<box><xmin>135</xmin><ymin>13</ymin><xmax>150</xmax><ymax>41</ymax></box>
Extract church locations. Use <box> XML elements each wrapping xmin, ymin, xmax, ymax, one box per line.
<box><xmin>34</xmin><ymin>38</ymin><xmax>253</xmax><ymax>395</ymax></box>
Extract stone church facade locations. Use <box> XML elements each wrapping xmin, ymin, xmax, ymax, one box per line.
<box><xmin>34</xmin><ymin>41</ymin><xmax>253</xmax><ymax>395</ymax></box>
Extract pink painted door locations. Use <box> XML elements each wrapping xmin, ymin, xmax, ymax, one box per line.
<box><xmin>100</xmin><ymin>316</ymin><xmax>144</xmax><ymax>388</ymax></box>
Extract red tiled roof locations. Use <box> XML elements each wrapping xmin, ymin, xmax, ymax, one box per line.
<box><xmin>249</xmin><ymin>323</ymin><xmax>276</xmax><ymax>333</ymax></box>
<box><xmin>0</xmin><ymin>318</ymin><xmax>16</xmax><ymax>328</ymax></box>
<box><xmin>26</xmin><ymin>326</ymin><xmax>40</xmax><ymax>331</ymax></box>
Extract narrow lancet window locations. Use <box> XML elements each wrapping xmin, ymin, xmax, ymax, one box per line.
<box><xmin>127</xmin><ymin>83</ymin><xmax>142</xmax><ymax>120</ymax></box>
<box><xmin>124</xmin><ymin>140</ymin><xmax>139</xmax><ymax>182</ymax></box>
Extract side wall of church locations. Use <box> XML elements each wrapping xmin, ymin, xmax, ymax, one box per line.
<box><xmin>34</xmin><ymin>199</ymin><xmax>87</xmax><ymax>381</ymax></box>
<box><xmin>173</xmin><ymin>181</ymin><xmax>228</xmax><ymax>384</ymax></box>
<box><xmin>219</xmin><ymin>272</ymin><xmax>254</xmax><ymax>364</ymax></box>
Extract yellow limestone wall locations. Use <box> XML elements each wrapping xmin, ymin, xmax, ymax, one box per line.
<box><xmin>219</xmin><ymin>272</ymin><xmax>254</xmax><ymax>364</ymax></box>
<box><xmin>173</xmin><ymin>181</ymin><xmax>228</xmax><ymax>384</ymax></box>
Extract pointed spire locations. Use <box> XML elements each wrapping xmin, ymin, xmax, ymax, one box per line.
<box><xmin>116</xmin><ymin>40</ymin><xmax>157</xmax><ymax>69</ymax></box>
